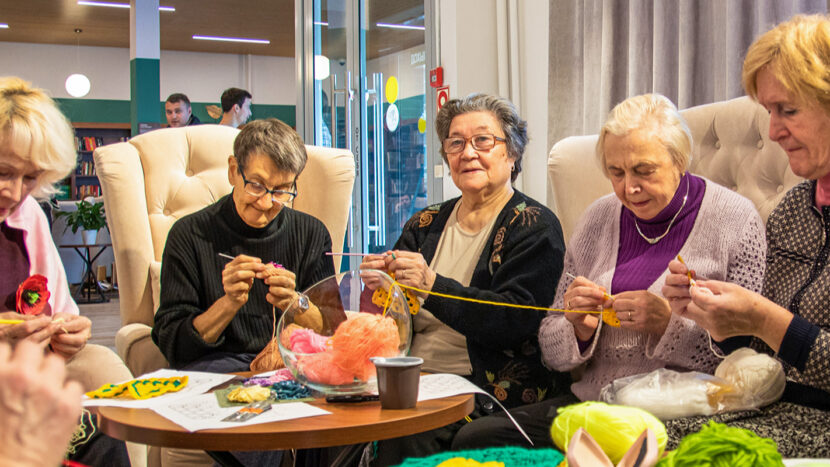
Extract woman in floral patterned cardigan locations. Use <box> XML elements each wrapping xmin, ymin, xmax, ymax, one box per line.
<box><xmin>361</xmin><ymin>93</ymin><xmax>570</xmax><ymax>465</ymax></box>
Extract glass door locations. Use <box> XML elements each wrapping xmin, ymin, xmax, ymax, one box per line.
<box><xmin>298</xmin><ymin>0</ymin><xmax>439</xmax><ymax>270</ymax></box>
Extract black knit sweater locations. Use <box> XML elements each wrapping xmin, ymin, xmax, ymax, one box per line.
<box><xmin>152</xmin><ymin>193</ymin><xmax>334</xmax><ymax>368</ymax></box>
<box><xmin>395</xmin><ymin>190</ymin><xmax>571</xmax><ymax>411</ymax></box>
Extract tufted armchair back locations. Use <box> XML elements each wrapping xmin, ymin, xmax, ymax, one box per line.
<box><xmin>547</xmin><ymin>96</ymin><xmax>802</xmax><ymax>242</ymax></box>
<box><xmin>94</xmin><ymin>124</ymin><xmax>355</xmax><ymax>376</ymax></box>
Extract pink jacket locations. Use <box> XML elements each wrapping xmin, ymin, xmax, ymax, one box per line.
<box><xmin>5</xmin><ymin>196</ymin><xmax>79</xmax><ymax>317</ymax></box>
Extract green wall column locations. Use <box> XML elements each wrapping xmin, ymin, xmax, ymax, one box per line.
<box><xmin>130</xmin><ymin>0</ymin><xmax>160</xmax><ymax>136</ymax></box>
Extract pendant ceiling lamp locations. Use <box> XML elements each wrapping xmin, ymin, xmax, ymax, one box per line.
<box><xmin>65</xmin><ymin>28</ymin><xmax>91</xmax><ymax>97</ymax></box>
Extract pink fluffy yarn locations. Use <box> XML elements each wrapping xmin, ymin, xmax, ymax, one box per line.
<box><xmin>290</xmin><ymin>328</ymin><xmax>330</xmax><ymax>353</ymax></box>
<box><xmin>330</xmin><ymin>312</ymin><xmax>401</xmax><ymax>381</ymax></box>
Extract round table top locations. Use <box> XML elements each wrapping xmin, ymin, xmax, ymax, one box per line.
<box><xmin>93</xmin><ymin>393</ymin><xmax>475</xmax><ymax>451</ymax></box>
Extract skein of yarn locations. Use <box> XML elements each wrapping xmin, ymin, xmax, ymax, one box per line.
<box><xmin>715</xmin><ymin>348</ymin><xmax>785</xmax><ymax>409</ymax></box>
<box><xmin>657</xmin><ymin>421</ymin><xmax>783</xmax><ymax>466</ymax></box>
<box><xmin>551</xmin><ymin>401</ymin><xmax>667</xmax><ymax>464</ymax></box>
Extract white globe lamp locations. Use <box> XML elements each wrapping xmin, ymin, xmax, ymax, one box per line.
<box><xmin>65</xmin><ymin>74</ymin><xmax>91</xmax><ymax>98</ymax></box>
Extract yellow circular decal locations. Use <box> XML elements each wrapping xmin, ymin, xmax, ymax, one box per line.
<box><xmin>386</xmin><ymin>76</ymin><xmax>399</xmax><ymax>104</ymax></box>
<box><xmin>418</xmin><ymin>117</ymin><xmax>426</xmax><ymax>134</ymax></box>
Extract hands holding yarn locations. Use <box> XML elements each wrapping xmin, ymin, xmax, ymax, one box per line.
<box><xmin>663</xmin><ymin>260</ymin><xmax>791</xmax><ymax>349</ymax></box>
<box><xmin>0</xmin><ymin>311</ymin><xmax>54</xmax><ymax>348</ymax></box>
<box><xmin>261</xmin><ymin>267</ymin><xmax>299</xmax><ymax>312</ymax></box>
<box><xmin>48</xmin><ymin>312</ymin><xmax>91</xmax><ymax>359</ymax></box>
<box><xmin>562</xmin><ymin>276</ymin><xmax>606</xmax><ymax>341</ymax></box>
<box><xmin>361</xmin><ymin>250</ymin><xmax>436</xmax><ymax>299</ymax></box>
<box><xmin>0</xmin><ymin>340</ymin><xmax>83</xmax><ymax>467</ymax></box>
<box><xmin>221</xmin><ymin>254</ymin><xmax>266</xmax><ymax>308</ymax></box>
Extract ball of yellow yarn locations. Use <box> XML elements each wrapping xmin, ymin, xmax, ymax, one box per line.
<box><xmin>551</xmin><ymin>401</ymin><xmax>667</xmax><ymax>464</ymax></box>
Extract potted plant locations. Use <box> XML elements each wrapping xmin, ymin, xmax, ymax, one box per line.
<box><xmin>54</xmin><ymin>199</ymin><xmax>107</xmax><ymax>245</ymax></box>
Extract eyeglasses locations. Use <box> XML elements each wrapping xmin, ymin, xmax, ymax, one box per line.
<box><xmin>238</xmin><ymin>167</ymin><xmax>297</xmax><ymax>204</ymax></box>
<box><xmin>442</xmin><ymin>134</ymin><xmax>506</xmax><ymax>154</ymax></box>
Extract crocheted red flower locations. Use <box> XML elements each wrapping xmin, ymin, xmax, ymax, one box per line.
<box><xmin>16</xmin><ymin>274</ymin><xmax>50</xmax><ymax>315</ymax></box>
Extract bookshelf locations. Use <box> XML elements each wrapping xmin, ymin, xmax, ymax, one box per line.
<box><xmin>59</xmin><ymin>123</ymin><xmax>130</xmax><ymax>200</ymax></box>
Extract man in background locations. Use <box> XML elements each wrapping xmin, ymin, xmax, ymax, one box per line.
<box><xmin>219</xmin><ymin>87</ymin><xmax>252</xmax><ymax>128</ymax></box>
<box><xmin>165</xmin><ymin>93</ymin><xmax>201</xmax><ymax>128</ymax></box>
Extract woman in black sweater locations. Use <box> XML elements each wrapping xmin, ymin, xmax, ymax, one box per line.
<box><xmin>152</xmin><ymin>119</ymin><xmax>334</xmax><ymax>371</ymax></box>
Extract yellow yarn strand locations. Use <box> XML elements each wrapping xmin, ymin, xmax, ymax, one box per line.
<box><xmin>392</xmin><ymin>281</ymin><xmax>603</xmax><ymax>315</ymax></box>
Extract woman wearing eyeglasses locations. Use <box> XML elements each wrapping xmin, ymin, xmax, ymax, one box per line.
<box><xmin>361</xmin><ymin>93</ymin><xmax>571</xmax><ymax>465</ymax></box>
<box><xmin>452</xmin><ymin>93</ymin><xmax>767</xmax><ymax>450</ymax></box>
<box><xmin>152</xmin><ymin>118</ymin><xmax>334</xmax><ymax>372</ymax></box>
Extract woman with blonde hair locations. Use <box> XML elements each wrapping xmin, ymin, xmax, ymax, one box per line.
<box><xmin>0</xmin><ymin>76</ymin><xmax>133</xmax><ymax>464</ymax></box>
<box><xmin>664</xmin><ymin>14</ymin><xmax>830</xmax><ymax>456</ymax></box>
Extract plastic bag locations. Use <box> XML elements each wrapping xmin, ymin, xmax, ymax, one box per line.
<box><xmin>598</xmin><ymin>348</ymin><xmax>785</xmax><ymax>420</ymax></box>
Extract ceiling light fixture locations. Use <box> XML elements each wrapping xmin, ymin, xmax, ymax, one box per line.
<box><xmin>314</xmin><ymin>55</ymin><xmax>330</xmax><ymax>80</ymax></box>
<box><xmin>65</xmin><ymin>29</ymin><xmax>90</xmax><ymax>98</ymax></box>
<box><xmin>76</xmin><ymin>1</ymin><xmax>175</xmax><ymax>11</ymax></box>
<box><xmin>192</xmin><ymin>35</ymin><xmax>270</xmax><ymax>44</ymax></box>
<box><xmin>376</xmin><ymin>22</ymin><xmax>425</xmax><ymax>31</ymax></box>
<box><xmin>0</xmin><ymin>23</ymin><xmax>9</xmax><ymax>29</ymax></box>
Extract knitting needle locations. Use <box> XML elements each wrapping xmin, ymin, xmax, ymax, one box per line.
<box><xmin>218</xmin><ymin>253</ymin><xmax>235</xmax><ymax>260</ymax></box>
<box><xmin>325</xmin><ymin>252</ymin><xmax>372</xmax><ymax>256</ymax></box>
<box><xmin>676</xmin><ymin>255</ymin><xmax>697</xmax><ymax>287</ymax></box>
<box><xmin>0</xmin><ymin>319</ymin><xmax>24</xmax><ymax>325</ymax></box>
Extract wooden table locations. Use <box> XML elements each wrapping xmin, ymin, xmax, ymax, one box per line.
<box><xmin>94</xmin><ymin>392</ymin><xmax>474</xmax><ymax>465</ymax></box>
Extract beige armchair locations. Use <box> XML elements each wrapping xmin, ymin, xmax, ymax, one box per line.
<box><xmin>548</xmin><ymin>96</ymin><xmax>802</xmax><ymax>242</ymax></box>
<box><xmin>95</xmin><ymin>124</ymin><xmax>355</xmax><ymax>377</ymax></box>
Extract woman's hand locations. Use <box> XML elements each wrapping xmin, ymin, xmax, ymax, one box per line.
<box><xmin>612</xmin><ymin>290</ymin><xmax>672</xmax><ymax>335</ymax></box>
<box><xmin>0</xmin><ymin>340</ymin><xmax>84</xmax><ymax>467</ymax></box>
<box><xmin>562</xmin><ymin>276</ymin><xmax>606</xmax><ymax>341</ymax></box>
<box><xmin>262</xmin><ymin>268</ymin><xmax>298</xmax><ymax>311</ymax></box>
<box><xmin>0</xmin><ymin>312</ymin><xmax>53</xmax><ymax>348</ymax></box>
<box><xmin>662</xmin><ymin>259</ymin><xmax>696</xmax><ymax>315</ymax></box>
<box><xmin>48</xmin><ymin>313</ymin><xmax>91</xmax><ymax>359</ymax></box>
<box><xmin>359</xmin><ymin>253</ymin><xmax>389</xmax><ymax>290</ymax></box>
<box><xmin>684</xmin><ymin>280</ymin><xmax>792</xmax><ymax>350</ymax></box>
<box><xmin>386</xmin><ymin>250</ymin><xmax>436</xmax><ymax>299</ymax></box>
<box><xmin>222</xmin><ymin>254</ymin><xmax>265</xmax><ymax>309</ymax></box>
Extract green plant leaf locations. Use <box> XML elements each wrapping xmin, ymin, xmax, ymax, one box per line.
<box><xmin>54</xmin><ymin>200</ymin><xmax>107</xmax><ymax>234</ymax></box>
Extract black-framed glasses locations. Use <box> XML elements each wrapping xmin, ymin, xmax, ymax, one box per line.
<box><xmin>442</xmin><ymin>134</ymin><xmax>506</xmax><ymax>154</ymax></box>
<box><xmin>238</xmin><ymin>167</ymin><xmax>297</xmax><ymax>204</ymax></box>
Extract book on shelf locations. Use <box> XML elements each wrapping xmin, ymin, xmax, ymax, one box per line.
<box><xmin>75</xmin><ymin>184</ymin><xmax>101</xmax><ymax>199</ymax></box>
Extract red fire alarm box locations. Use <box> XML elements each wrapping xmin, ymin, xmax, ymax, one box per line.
<box><xmin>429</xmin><ymin>67</ymin><xmax>443</xmax><ymax>88</ymax></box>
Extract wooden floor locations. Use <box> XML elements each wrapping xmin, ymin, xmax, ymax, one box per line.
<box><xmin>78</xmin><ymin>294</ymin><xmax>121</xmax><ymax>352</ymax></box>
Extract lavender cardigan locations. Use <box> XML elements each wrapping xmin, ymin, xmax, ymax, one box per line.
<box><xmin>539</xmin><ymin>179</ymin><xmax>767</xmax><ymax>400</ymax></box>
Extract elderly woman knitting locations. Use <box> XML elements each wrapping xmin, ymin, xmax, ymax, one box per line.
<box><xmin>453</xmin><ymin>93</ymin><xmax>767</xmax><ymax>450</ymax></box>
<box><xmin>361</xmin><ymin>93</ymin><xmax>570</xmax><ymax>464</ymax></box>
<box><xmin>0</xmin><ymin>76</ymin><xmax>133</xmax><ymax>465</ymax></box>
<box><xmin>663</xmin><ymin>14</ymin><xmax>830</xmax><ymax>456</ymax></box>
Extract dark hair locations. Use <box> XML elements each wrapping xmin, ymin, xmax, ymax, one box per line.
<box><xmin>234</xmin><ymin>118</ymin><xmax>306</xmax><ymax>176</ymax></box>
<box><xmin>165</xmin><ymin>93</ymin><xmax>191</xmax><ymax>107</ymax></box>
<box><xmin>221</xmin><ymin>88</ymin><xmax>252</xmax><ymax>112</ymax></box>
<box><xmin>435</xmin><ymin>93</ymin><xmax>528</xmax><ymax>182</ymax></box>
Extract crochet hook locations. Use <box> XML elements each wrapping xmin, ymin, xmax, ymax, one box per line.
<box><xmin>676</xmin><ymin>255</ymin><xmax>697</xmax><ymax>287</ymax></box>
<box><xmin>565</xmin><ymin>273</ymin><xmax>613</xmax><ymax>300</ymax></box>
<box><xmin>0</xmin><ymin>319</ymin><xmax>24</xmax><ymax>325</ymax></box>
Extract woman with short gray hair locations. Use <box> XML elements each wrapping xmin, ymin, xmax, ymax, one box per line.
<box><xmin>361</xmin><ymin>93</ymin><xmax>570</xmax><ymax>464</ymax></box>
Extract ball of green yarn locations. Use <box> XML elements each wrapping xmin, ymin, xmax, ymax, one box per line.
<box><xmin>551</xmin><ymin>401</ymin><xmax>667</xmax><ymax>464</ymax></box>
<box><xmin>658</xmin><ymin>421</ymin><xmax>783</xmax><ymax>467</ymax></box>
<box><xmin>394</xmin><ymin>446</ymin><xmax>564</xmax><ymax>467</ymax></box>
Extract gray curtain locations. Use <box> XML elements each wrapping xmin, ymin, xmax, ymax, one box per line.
<box><xmin>548</xmin><ymin>0</ymin><xmax>828</xmax><ymax>150</ymax></box>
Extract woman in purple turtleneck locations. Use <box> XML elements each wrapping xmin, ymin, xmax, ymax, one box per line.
<box><xmin>452</xmin><ymin>93</ymin><xmax>767</xmax><ymax>449</ymax></box>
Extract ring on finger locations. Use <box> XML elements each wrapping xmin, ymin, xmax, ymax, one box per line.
<box><xmin>627</xmin><ymin>311</ymin><xmax>632</xmax><ymax>321</ymax></box>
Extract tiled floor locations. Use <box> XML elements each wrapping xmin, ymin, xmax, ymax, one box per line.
<box><xmin>78</xmin><ymin>294</ymin><xmax>121</xmax><ymax>352</ymax></box>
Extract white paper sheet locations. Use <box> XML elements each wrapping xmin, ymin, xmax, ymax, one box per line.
<box><xmin>151</xmin><ymin>393</ymin><xmax>331</xmax><ymax>432</ymax></box>
<box><xmin>416</xmin><ymin>373</ymin><xmax>489</xmax><ymax>401</ymax></box>
<box><xmin>82</xmin><ymin>369</ymin><xmax>235</xmax><ymax>408</ymax></box>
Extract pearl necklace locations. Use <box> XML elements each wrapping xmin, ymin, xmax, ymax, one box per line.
<box><xmin>634</xmin><ymin>178</ymin><xmax>689</xmax><ymax>245</ymax></box>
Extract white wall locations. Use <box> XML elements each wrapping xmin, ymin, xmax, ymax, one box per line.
<box><xmin>0</xmin><ymin>41</ymin><xmax>295</xmax><ymax>105</ymax></box>
<box><xmin>437</xmin><ymin>0</ymin><xmax>549</xmax><ymax>203</ymax></box>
